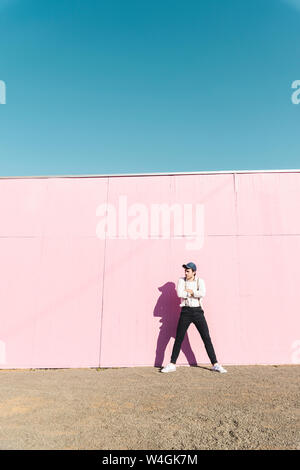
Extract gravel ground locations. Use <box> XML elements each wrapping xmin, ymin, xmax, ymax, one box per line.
<box><xmin>0</xmin><ymin>365</ymin><xmax>299</xmax><ymax>450</ymax></box>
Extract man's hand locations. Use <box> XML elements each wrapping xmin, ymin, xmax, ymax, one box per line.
<box><xmin>185</xmin><ymin>289</ymin><xmax>194</xmax><ymax>296</ymax></box>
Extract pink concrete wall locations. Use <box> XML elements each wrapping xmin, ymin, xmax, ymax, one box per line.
<box><xmin>0</xmin><ymin>172</ymin><xmax>299</xmax><ymax>368</ymax></box>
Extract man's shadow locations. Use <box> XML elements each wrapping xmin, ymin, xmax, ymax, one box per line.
<box><xmin>153</xmin><ymin>281</ymin><xmax>207</xmax><ymax>369</ymax></box>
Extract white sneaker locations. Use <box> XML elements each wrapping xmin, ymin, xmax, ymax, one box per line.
<box><xmin>212</xmin><ymin>363</ymin><xmax>227</xmax><ymax>373</ymax></box>
<box><xmin>161</xmin><ymin>363</ymin><xmax>176</xmax><ymax>373</ymax></box>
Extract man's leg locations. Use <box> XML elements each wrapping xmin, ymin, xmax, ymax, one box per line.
<box><xmin>170</xmin><ymin>313</ymin><xmax>191</xmax><ymax>364</ymax></box>
<box><xmin>192</xmin><ymin>310</ymin><xmax>218</xmax><ymax>365</ymax></box>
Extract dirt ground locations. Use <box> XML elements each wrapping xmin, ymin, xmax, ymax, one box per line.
<box><xmin>0</xmin><ymin>365</ymin><xmax>299</xmax><ymax>450</ymax></box>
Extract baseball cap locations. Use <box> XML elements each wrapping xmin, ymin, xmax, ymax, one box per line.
<box><xmin>182</xmin><ymin>262</ymin><xmax>197</xmax><ymax>271</ymax></box>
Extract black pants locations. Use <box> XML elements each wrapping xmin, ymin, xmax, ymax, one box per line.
<box><xmin>171</xmin><ymin>306</ymin><xmax>218</xmax><ymax>365</ymax></box>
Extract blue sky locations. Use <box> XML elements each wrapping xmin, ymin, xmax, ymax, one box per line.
<box><xmin>0</xmin><ymin>0</ymin><xmax>299</xmax><ymax>176</ymax></box>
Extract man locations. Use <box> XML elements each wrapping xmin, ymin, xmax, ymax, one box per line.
<box><xmin>161</xmin><ymin>262</ymin><xmax>227</xmax><ymax>373</ymax></box>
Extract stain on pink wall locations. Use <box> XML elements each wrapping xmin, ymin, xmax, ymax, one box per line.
<box><xmin>0</xmin><ymin>172</ymin><xmax>299</xmax><ymax>368</ymax></box>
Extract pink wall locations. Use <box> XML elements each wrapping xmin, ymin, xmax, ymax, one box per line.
<box><xmin>0</xmin><ymin>171</ymin><xmax>299</xmax><ymax>368</ymax></box>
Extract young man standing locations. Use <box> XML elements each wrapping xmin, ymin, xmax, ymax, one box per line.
<box><xmin>161</xmin><ymin>262</ymin><xmax>227</xmax><ymax>373</ymax></box>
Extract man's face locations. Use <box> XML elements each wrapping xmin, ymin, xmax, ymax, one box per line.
<box><xmin>184</xmin><ymin>268</ymin><xmax>195</xmax><ymax>280</ymax></box>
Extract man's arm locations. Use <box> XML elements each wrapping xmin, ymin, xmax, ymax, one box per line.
<box><xmin>176</xmin><ymin>278</ymin><xmax>189</xmax><ymax>298</ymax></box>
<box><xmin>192</xmin><ymin>278</ymin><xmax>206</xmax><ymax>298</ymax></box>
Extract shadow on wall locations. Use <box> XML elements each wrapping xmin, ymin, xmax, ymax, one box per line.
<box><xmin>153</xmin><ymin>281</ymin><xmax>197</xmax><ymax>367</ymax></box>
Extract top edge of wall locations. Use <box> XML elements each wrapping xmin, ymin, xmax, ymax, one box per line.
<box><xmin>0</xmin><ymin>169</ymin><xmax>300</xmax><ymax>179</ymax></box>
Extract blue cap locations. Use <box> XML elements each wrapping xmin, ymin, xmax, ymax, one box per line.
<box><xmin>182</xmin><ymin>262</ymin><xmax>197</xmax><ymax>271</ymax></box>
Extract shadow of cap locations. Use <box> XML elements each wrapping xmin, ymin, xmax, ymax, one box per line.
<box><xmin>157</xmin><ymin>282</ymin><xmax>175</xmax><ymax>292</ymax></box>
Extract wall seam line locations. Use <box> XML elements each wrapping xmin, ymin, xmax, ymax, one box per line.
<box><xmin>98</xmin><ymin>177</ymin><xmax>110</xmax><ymax>368</ymax></box>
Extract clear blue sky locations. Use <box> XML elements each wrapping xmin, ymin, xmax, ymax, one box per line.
<box><xmin>0</xmin><ymin>0</ymin><xmax>299</xmax><ymax>176</ymax></box>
